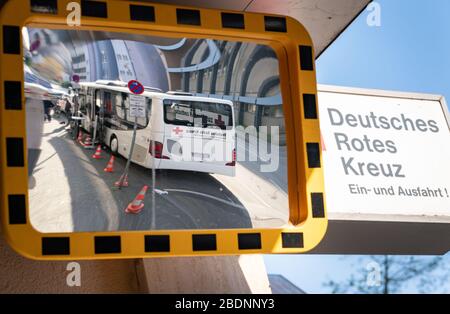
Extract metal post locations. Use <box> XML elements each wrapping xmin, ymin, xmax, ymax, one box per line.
<box><xmin>86</xmin><ymin>115</ymin><xmax>97</xmax><ymax>150</ymax></box>
<box><xmin>116</xmin><ymin>117</ymin><xmax>137</xmax><ymax>189</ymax></box>
<box><xmin>151</xmin><ymin>141</ymin><xmax>156</xmax><ymax>229</ymax></box>
<box><xmin>92</xmin><ymin>116</ymin><xmax>98</xmax><ymax>148</ymax></box>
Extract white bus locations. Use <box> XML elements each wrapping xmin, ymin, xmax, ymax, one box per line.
<box><xmin>78</xmin><ymin>81</ymin><xmax>236</xmax><ymax>176</ymax></box>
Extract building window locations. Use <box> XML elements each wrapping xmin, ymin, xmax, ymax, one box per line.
<box><xmin>246</xmin><ymin>104</ymin><xmax>256</xmax><ymax>113</ymax></box>
<box><xmin>263</xmin><ymin>105</ymin><xmax>283</xmax><ymax>118</ymax></box>
<box><xmin>273</xmin><ymin>105</ymin><xmax>283</xmax><ymax>118</ymax></box>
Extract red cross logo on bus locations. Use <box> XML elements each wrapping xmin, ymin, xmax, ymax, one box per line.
<box><xmin>173</xmin><ymin>126</ymin><xmax>183</xmax><ymax>135</ymax></box>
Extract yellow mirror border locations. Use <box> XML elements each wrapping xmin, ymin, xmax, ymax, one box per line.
<box><xmin>0</xmin><ymin>0</ymin><xmax>327</xmax><ymax>260</ymax></box>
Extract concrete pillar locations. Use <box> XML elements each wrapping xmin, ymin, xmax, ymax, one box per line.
<box><xmin>139</xmin><ymin>255</ymin><xmax>272</xmax><ymax>294</ymax></box>
<box><xmin>0</xmin><ymin>230</ymin><xmax>271</xmax><ymax>293</ymax></box>
<box><xmin>0</xmin><ymin>231</ymin><xmax>143</xmax><ymax>293</ymax></box>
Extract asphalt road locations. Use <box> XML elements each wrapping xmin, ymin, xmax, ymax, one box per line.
<box><xmin>29</xmin><ymin>116</ymin><xmax>292</xmax><ymax>233</ymax></box>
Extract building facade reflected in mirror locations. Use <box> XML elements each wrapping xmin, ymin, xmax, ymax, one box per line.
<box><xmin>24</xmin><ymin>28</ymin><xmax>289</xmax><ymax>233</ymax></box>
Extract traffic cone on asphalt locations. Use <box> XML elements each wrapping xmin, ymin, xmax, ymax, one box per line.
<box><xmin>125</xmin><ymin>185</ymin><xmax>148</xmax><ymax>214</ymax></box>
<box><xmin>83</xmin><ymin>136</ymin><xmax>92</xmax><ymax>146</ymax></box>
<box><xmin>104</xmin><ymin>155</ymin><xmax>115</xmax><ymax>172</ymax></box>
<box><xmin>92</xmin><ymin>145</ymin><xmax>103</xmax><ymax>159</ymax></box>
<box><xmin>77</xmin><ymin>130</ymin><xmax>83</xmax><ymax>143</ymax></box>
<box><xmin>80</xmin><ymin>137</ymin><xmax>92</xmax><ymax>148</ymax></box>
<box><xmin>114</xmin><ymin>173</ymin><xmax>129</xmax><ymax>187</ymax></box>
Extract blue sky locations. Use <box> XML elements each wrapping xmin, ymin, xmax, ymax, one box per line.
<box><xmin>317</xmin><ymin>0</ymin><xmax>450</xmax><ymax>101</ymax></box>
<box><xmin>264</xmin><ymin>0</ymin><xmax>450</xmax><ymax>293</ymax></box>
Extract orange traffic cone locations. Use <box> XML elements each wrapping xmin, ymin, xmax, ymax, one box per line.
<box><xmin>125</xmin><ymin>185</ymin><xmax>148</xmax><ymax>214</ymax></box>
<box><xmin>83</xmin><ymin>136</ymin><xmax>92</xmax><ymax>146</ymax></box>
<box><xmin>92</xmin><ymin>145</ymin><xmax>102</xmax><ymax>159</ymax></box>
<box><xmin>81</xmin><ymin>136</ymin><xmax>92</xmax><ymax>148</ymax></box>
<box><xmin>114</xmin><ymin>173</ymin><xmax>129</xmax><ymax>187</ymax></box>
<box><xmin>77</xmin><ymin>130</ymin><xmax>83</xmax><ymax>143</ymax></box>
<box><xmin>104</xmin><ymin>155</ymin><xmax>115</xmax><ymax>172</ymax></box>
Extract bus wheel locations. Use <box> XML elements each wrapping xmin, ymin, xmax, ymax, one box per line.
<box><xmin>110</xmin><ymin>136</ymin><xmax>119</xmax><ymax>155</ymax></box>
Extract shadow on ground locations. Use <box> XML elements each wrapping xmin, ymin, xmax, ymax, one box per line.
<box><xmin>38</xmin><ymin>125</ymin><xmax>252</xmax><ymax>232</ymax></box>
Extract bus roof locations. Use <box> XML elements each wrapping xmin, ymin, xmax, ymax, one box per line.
<box><xmin>79</xmin><ymin>81</ymin><xmax>234</xmax><ymax>107</ymax></box>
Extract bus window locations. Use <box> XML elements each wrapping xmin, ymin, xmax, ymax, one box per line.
<box><xmin>95</xmin><ymin>90</ymin><xmax>102</xmax><ymax>116</ymax></box>
<box><xmin>104</xmin><ymin>91</ymin><xmax>113</xmax><ymax>117</ymax></box>
<box><xmin>141</xmin><ymin>98</ymin><xmax>152</xmax><ymax>127</ymax></box>
<box><xmin>147</xmin><ymin>98</ymin><xmax>152</xmax><ymax>119</ymax></box>
<box><xmin>115</xmin><ymin>93</ymin><xmax>126</xmax><ymax>120</ymax></box>
<box><xmin>124</xmin><ymin>95</ymin><xmax>133</xmax><ymax>124</ymax></box>
<box><xmin>122</xmin><ymin>94</ymin><xmax>149</xmax><ymax>128</ymax></box>
<box><xmin>163</xmin><ymin>100</ymin><xmax>232</xmax><ymax>129</ymax></box>
<box><xmin>195</xmin><ymin>103</ymin><xmax>232</xmax><ymax>129</ymax></box>
<box><xmin>163</xmin><ymin>101</ymin><xmax>194</xmax><ymax>126</ymax></box>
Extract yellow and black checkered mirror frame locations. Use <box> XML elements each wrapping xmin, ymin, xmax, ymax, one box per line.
<box><xmin>0</xmin><ymin>0</ymin><xmax>327</xmax><ymax>260</ymax></box>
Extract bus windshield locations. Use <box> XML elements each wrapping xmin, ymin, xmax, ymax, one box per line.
<box><xmin>163</xmin><ymin>99</ymin><xmax>233</xmax><ymax>130</ymax></box>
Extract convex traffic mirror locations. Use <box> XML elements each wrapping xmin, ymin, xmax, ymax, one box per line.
<box><xmin>1</xmin><ymin>0</ymin><xmax>326</xmax><ymax>259</ymax></box>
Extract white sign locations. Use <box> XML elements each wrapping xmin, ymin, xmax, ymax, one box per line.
<box><xmin>318</xmin><ymin>86</ymin><xmax>450</xmax><ymax>219</ymax></box>
<box><xmin>129</xmin><ymin>94</ymin><xmax>146</xmax><ymax>118</ymax></box>
<box><xmin>171</xmin><ymin>126</ymin><xmax>226</xmax><ymax>139</ymax></box>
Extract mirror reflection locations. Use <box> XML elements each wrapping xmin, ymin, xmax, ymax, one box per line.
<box><xmin>24</xmin><ymin>28</ymin><xmax>289</xmax><ymax>232</ymax></box>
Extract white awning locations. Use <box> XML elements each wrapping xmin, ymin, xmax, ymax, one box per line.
<box><xmin>148</xmin><ymin>0</ymin><xmax>372</xmax><ymax>57</ymax></box>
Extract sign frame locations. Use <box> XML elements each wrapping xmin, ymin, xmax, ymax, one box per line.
<box><xmin>312</xmin><ymin>84</ymin><xmax>450</xmax><ymax>255</ymax></box>
<box><xmin>129</xmin><ymin>94</ymin><xmax>146</xmax><ymax>118</ymax></box>
<box><xmin>0</xmin><ymin>0</ymin><xmax>326</xmax><ymax>260</ymax></box>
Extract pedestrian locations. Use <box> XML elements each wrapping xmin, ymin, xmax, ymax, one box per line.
<box><xmin>43</xmin><ymin>99</ymin><xmax>53</xmax><ymax>122</ymax></box>
<box><xmin>72</xmin><ymin>94</ymin><xmax>79</xmax><ymax>116</ymax></box>
<box><xmin>64</xmin><ymin>96</ymin><xmax>72</xmax><ymax>124</ymax></box>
